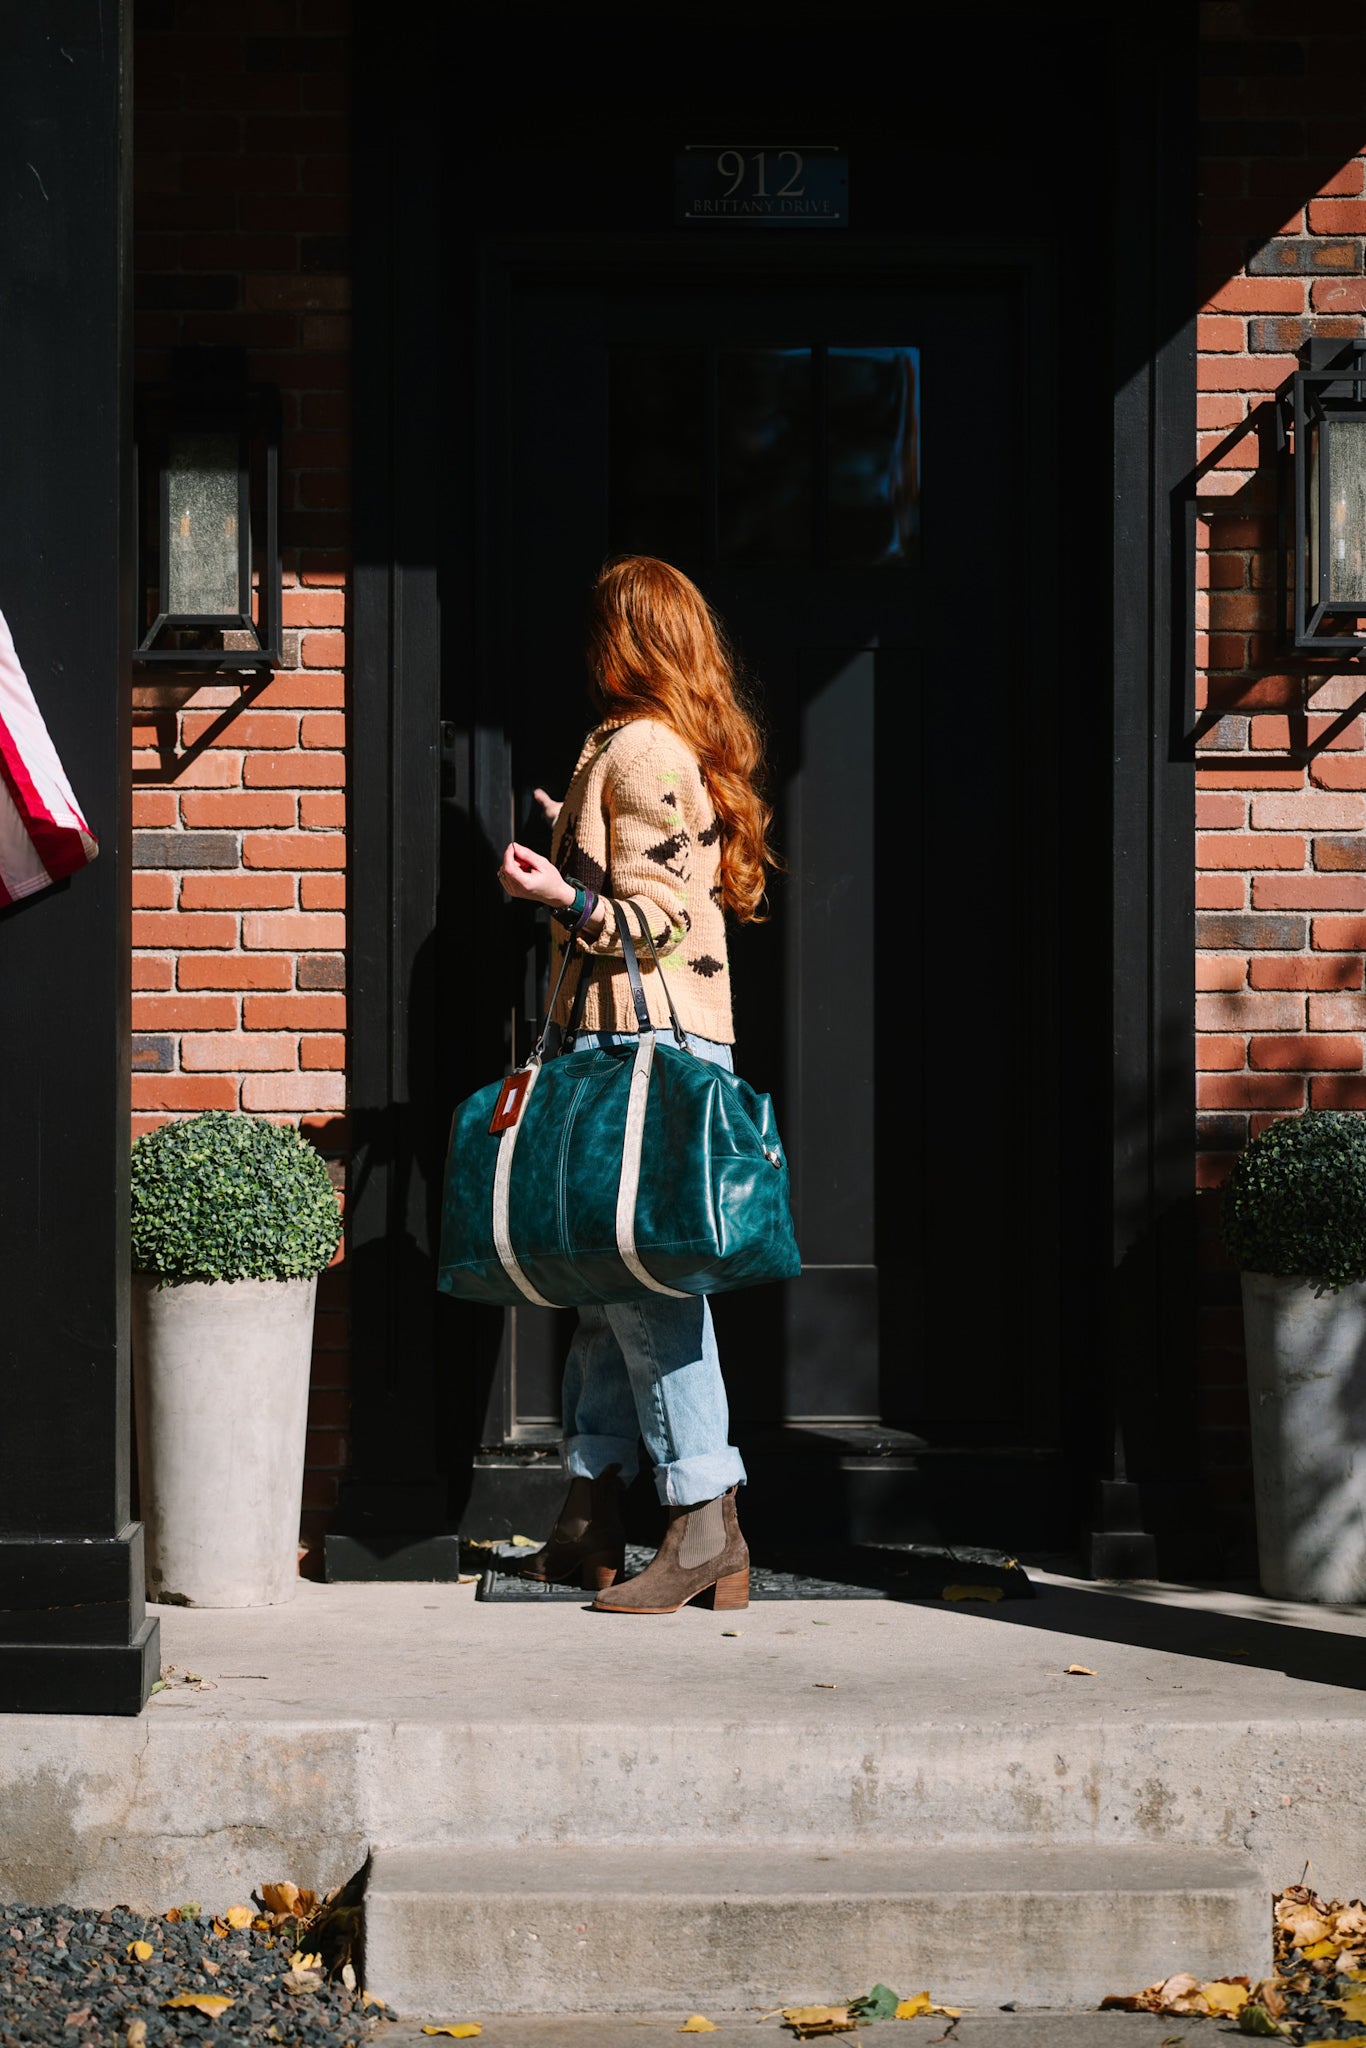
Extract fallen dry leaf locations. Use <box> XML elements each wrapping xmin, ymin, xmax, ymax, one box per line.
<box><xmin>1161</xmin><ymin>1973</ymin><xmax>1212</xmax><ymax>2016</ymax></box>
<box><xmin>126</xmin><ymin>1940</ymin><xmax>154</xmax><ymax>1962</ymax></box>
<box><xmin>1278</xmin><ymin>1900</ymin><xmax>1335</xmax><ymax>1949</ymax></box>
<box><xmin>203</xmin><ymin>1959</ymin><xmax>221</xmax><ymax>1977</ymax></box>
<box><xmin>895</xmin><ymin>1994</ymin><xmax>961</xmax><ymax>2019</ymax></box>
<box><xmin>1065</xmin><ymin>1665</ymin><xmax>1097</xmax><ymax>1676</ymax></box>
<box><xmin>421</xmin><ymin>2028</ymin><xmax>482</xmax><ymax>2039</ymax></box>
<box><xmin>679</xmin><ymin>2019</ymin><xmax>717</xmax><ymax>2033</ymax></box>
<box><xmin>1303</xmin><ymin>1940</ymin><xmax>1341</xmax><ymax>1960</ymax></box>
<box><xmin>1330</xmin><ymin>1994</ymin><xmax>1366</xmax><ymax>2022</ymax></box>
<box><xmin>282</xmin><ymin>1971</ymin><xmax>322</xmax><ymax>1997</ymax></box>
<box><xmin>225</xmin><ymin>1904</ymin><xmax>254</xmax><ymax>1930</ymax></box>
<box><xmin>163</xmin><ymin>1992</ymin><xmax>235</xmax><ymax>2016</ymax></box>
<box><xmin>782</xmin><ymin>2005</ymin><xmax>857</xmax><ymax>2038</ymax></box>
<box><xmin>941</xmin><ymin>1584</ymin><xmax>1003</xmax><ymax>1603</ymax></box>
<box><xmin>126</xmin><ymin>2022</ymin><xmax>148</xmax><ymax>2048</ymax></box>
<box><xmin>1202</xmin><ymin>1980</ymin><xmax>1251</xmax><ymax>2014</ymax></box>
<box><xmin>507</xmin><ymin>1534</ymin><xmax>538</xmax><ymax>1547</ymax></box>
<box><xmin>1337</xmin><ymin>1906</ymin><xmax>1366</xmax><ymax>1939</ymax></box>
<box><xmin>259</xmin><ymin>1882</ymin><xmax>300</xmax><ymax>1917</ymax></box>
<box><xmin>1237</xmin><ymin>2007</ymin><xmax>1291</xmax><ymax>2037</ymax></box>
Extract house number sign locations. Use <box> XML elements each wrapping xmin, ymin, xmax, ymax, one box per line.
<box><xmin>675</xmin><ymin>146</ymin><xmax>848</xmax><ymax>227</ymax></box>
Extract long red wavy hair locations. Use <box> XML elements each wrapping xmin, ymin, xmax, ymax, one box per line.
<box><xmin>586</xmin><ymin>556</ymin><xmax>776</xmax><ymax>922</ymax></box>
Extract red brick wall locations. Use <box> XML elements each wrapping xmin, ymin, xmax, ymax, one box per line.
<box><xmin>1196</xmin><ymin>8</ymin><xmax>1366</xmax><ymax>1565</ymax></box>
<box><xmin>131</xmin><ymin>0</ymin><xmax>351</xmax><ymax>1566</ymax></box>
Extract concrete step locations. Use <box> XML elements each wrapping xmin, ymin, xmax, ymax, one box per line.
<box><xmin>362</xmin><ymin>1842</ymin><xmax>1270</xmax><ymax>2017</ymax></box>
<box><xmin>5</xmin><ymin>1583</ymin><xmax>1364</xmax><ymax>1916</ymax></box>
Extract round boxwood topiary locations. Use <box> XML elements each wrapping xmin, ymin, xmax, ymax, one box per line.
<box><xmin>131</xmin><ymin>1110</ymin><xmax>343</xmax><ymax>1284</ymax></box>
<box><xmin>1222</xmin><ymin>1108</ymin><xmax>1366</xmax><ymax>1289</ymax></box>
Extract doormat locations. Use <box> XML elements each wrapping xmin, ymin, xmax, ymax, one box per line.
<box><xmin>475</xmin><ymin>1542</ymin><xmax>1033</xmax><ymax>1602</ymax></box>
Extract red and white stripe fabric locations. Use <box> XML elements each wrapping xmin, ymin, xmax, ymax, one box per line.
<box><xmin>0</xmin><ymin>605</ymin><xmax>97</xmax><ymax>907</ymax></box>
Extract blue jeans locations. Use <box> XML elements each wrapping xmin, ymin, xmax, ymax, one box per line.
<box><xmin>545</xmin><ymin>1026</ymin><xmax>748</xmax><ymax>1508</ymax></box>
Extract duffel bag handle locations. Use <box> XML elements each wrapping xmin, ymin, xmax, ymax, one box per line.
<box><xmin>619</xmin><ymin>901</ymin><xmax>690</xmax><ymax>1051</ymax></box>
<box><xmin>561</xmin><ymin>896</ymin><xmax>687</xmax><ymax>1050</ymax></box>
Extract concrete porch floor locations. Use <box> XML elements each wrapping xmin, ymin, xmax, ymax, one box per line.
<box><xmin>1</xmin><ymin>1569</ymin><xmax>1364</xmax><ymax>2014</ymax></box>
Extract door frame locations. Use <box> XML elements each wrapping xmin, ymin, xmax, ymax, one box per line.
<box><xmin>346</xmin><ymin>6</ymin><xmax>1197</xmax><ymax>1554</ymax></box>
<box><xmin>468</xmin><ymin>231</ymin><xmax>1061</xmax><ymax>1453</ymax></box>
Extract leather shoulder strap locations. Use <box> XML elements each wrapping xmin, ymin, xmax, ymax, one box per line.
<box><xmin>563</xmin><ymin>897</ymin><xmax>652</xmax><ymax>1046</ymax></box>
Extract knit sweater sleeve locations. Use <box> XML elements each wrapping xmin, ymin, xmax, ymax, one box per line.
<box><xmin>578</xmin><ymin>723</ymin><xmax>698</xmax><ymax>962</ymax></box>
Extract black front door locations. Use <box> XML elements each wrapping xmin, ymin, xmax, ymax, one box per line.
<box><xmin>458</xmin><ymin>248</ymin><xmax>1064</xmax><ymax>1535</ymax></box>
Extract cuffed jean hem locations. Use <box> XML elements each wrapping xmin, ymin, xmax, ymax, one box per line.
<box><xmin>660</xmin><ymin>1446</ymin><xmax>747</xmax><ymax>1508</ymax></box>
<box><xmin>565</xmin><ymin>1433</ymin><xmax>640</xmax><ymax>1487</ymax></box>
<box><xmin>565</xmin><ymin>1436</ymin><xmax>746</xmax><ymax>1507</ymax></box>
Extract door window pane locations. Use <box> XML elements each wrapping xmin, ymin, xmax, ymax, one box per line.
<box><xmin>718</xmin><ymin>347</ymin><xmax>812</xmax><ymax>561</ymax></box>
<box><xmin>609</xmin><ymin>347</ymin><xmax>704</xmax><ymax>563</ymax></box>
<box><xmin>827</xmin><ymin>347</ymin><xmax>920</xmax><ymax>566</ymax></box>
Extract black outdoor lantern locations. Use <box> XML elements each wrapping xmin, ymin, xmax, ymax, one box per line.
<box><xmin>134</xmin><ymin>348</ymin><xmax>281</xmax><ymax>671</ymax></box>
<box><xmin>1289</xmin><ymin>341</ymin><xmax>1366</xmax><ymax>656</ymax></box>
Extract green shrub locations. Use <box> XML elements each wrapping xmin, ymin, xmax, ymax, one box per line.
<box><xmin>1222</xmin><ymin>1109</ymin><xmax>1366</xmax><ymax>1288</ymax></box>
<box><xmin>131</xmin><ymin>1111</ymin><xmax>342</xmax><ymax>1284</ymax></box>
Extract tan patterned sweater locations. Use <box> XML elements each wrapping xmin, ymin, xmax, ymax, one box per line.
<box><xmin>548</xmin><ymin>716</ymin><xmax>734</xmax><ymax>1043</ymax></box>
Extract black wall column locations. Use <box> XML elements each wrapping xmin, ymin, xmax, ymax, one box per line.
<box><xmin>330</xmin><ymin>6</ymin><xmax>452</xmax><ymax>1576</ymax></box>
<box><xmin>1100</xmin><ymin>8</ymin><xmax>1202</xmax><ymax>1576</ymax></box>
<box><xmin>0</xmin><ymin>1</ymin><xmax>158</xmax><ymax>1713</ymax></box>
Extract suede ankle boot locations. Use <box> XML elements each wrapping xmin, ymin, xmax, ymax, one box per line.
<box><xmin>517</xmin><ymin>1465</ymin><xmax>625</xmax><ymax>1591</ymax></box>
<box><xmin>591</xmin><ymin>1486</ymin><xmax>748</xmax><ymax>1614</ymax></box>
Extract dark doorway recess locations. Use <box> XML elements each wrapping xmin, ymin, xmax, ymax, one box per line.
<box><xmin>340</xmin><ymin>6</ymin><xmax>1198</xmax><ymax>1576</ymax></box>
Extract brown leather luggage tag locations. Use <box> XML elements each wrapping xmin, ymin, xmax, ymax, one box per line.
<box><xmin>489</xmin><ymin>1068</ymin><xmax>533</xmax><ymax>1135</ymax></box>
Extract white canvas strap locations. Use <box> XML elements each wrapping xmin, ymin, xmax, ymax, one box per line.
<box><xmin>616</xmin><ymin>1033</ymin><xmax>688</xmax><ymax>1299</ymax></box>
<box><xmin>491</xmin><ymin>1060</ymin><xmax>562</xmax><ymax>1309</ymax></box>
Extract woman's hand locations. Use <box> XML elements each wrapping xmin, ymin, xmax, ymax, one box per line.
<box><xmin>533</xmin><ymin>788</ymin><xmax>562</xmax><ymax>825</ymax></box>
<box><xmin>499</xmin><ymin>841</ymin><xmax>575</xmax><ymax>910</ymax></box>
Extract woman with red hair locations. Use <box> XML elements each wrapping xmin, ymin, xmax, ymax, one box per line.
<box><xmin>497</xmin><ymin>555</ymin><xmax>778</xmax><ymax>1615</ymax></box>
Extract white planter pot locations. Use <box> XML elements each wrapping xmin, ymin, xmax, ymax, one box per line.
<box><xmin>131</xmin><ymin>1272</ymin><xmax>318</xmax><ymax>1608</ymax></box>
<box><xmin>1241</xmin><ymin>1269</ymin><xmax>1366</xmax><ymax>1603</ymax></box>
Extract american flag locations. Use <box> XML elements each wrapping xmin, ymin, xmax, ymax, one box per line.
<box><xmin>0</xmin><ymin>606</ymin><xmax>97</xmax><ymax>907</ymax></box>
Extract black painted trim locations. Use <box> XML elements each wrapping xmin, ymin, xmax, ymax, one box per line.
<box><xmin>1105</xmin><ymin>9</ymin><xmax>1201</xmax><ymax>1569</ymax></box>
<box><xmin>339</xmin><ymin>4</ymin><xmax>447</xmax><ymax>1550</ymax></box>
<box><xmin>347</xmin><ymin>11</ymin><xmax>1203</xmax><ymax>1563</ymax></box>
<box><xmin>0</xmin><ymin>0</ymin><xmax>158</xmax><ymax>1712</ymax></box>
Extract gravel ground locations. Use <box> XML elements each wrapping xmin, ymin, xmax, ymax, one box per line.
<box><xmin>0</xmin><ymin>1902</ymin><xmax>387</xmax><ymax>2047</ymax></box>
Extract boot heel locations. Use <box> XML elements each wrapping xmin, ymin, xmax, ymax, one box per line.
<box><xmin>580</xmin><ymin>1554</ymin><xmax>621</xmax><ymax>1592</ymax></box>
<box><xmin>701</xmin><ymin>1567</ymin><xmax>749</xmax><ymax>1611</ymax></box>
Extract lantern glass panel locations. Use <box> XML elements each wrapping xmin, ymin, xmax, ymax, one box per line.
<box><xmin>1326</xmin><ymin>413</ymin><xmax>1366</xmax><ymax>605</ymax></box>
<box><xmin>166</xmin><ymin>431</ymin><xmax>243</xmax><ymax>617</ymax></box>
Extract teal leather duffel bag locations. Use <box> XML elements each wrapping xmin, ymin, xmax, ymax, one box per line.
<box><xmin>437</xmin><ymin>901</ymin><xmax>800</xmax><ymax>1308</ymax></box>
